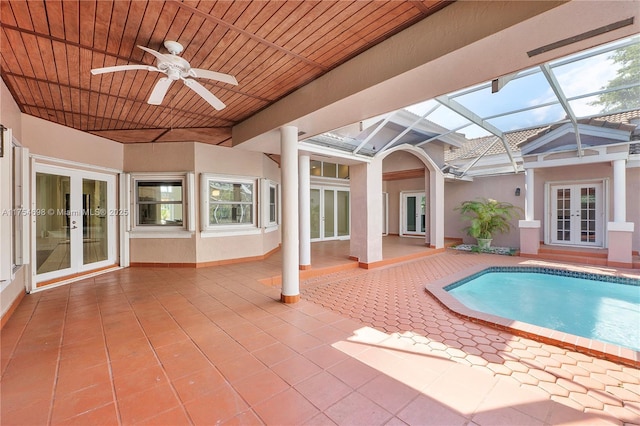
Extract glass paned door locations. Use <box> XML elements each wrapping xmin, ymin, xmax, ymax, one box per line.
<box><xmin>550</xmin><ymin>183</ymin><xmax>602</xmax><ymax>246</ymax></box>
<box><xmin>323</xmin><ymin>189</ymin><xmax>335</xmax><ymax>239</ymax></box>
<box><xmin>336</xmin><ymin>190</ymin><xmax>349</xmax><ymax>237</ymax></box>
<box><xmin>35</xmin><ymin>164</ymin><xmax>116</xmax><ymax>283</ymax></box>
<box><xmin>310</xmin><ymin>188</ymin><xmax>321</xmax><ymax>239</ymax></box>
<box><xmin>82</xmin><ymin>178</ymin><xmax>109</xmax><ymax>265</ymax></box>
<box><xmin>310</xmin><ymin>186</ymin><xmax>350</xmax><ymax>241</ymax></box>
<box><xmin>35</xmin><ymin>173</ymin><xmax>71</xmax><ymax>275</ymax></box>
<box><xmin>401</xmin><ymin>192</ymin><xmax>426</xmax><ymax>236</ymax></box>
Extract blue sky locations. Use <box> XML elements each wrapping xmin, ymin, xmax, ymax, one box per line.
<box><xmin>403</xmin><ymin>36</ymin><xmax>636</xmax><ymax>140</ymax></box>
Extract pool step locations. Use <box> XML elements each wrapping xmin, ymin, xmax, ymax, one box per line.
<box><xmin>538</xmin><ymin>246</ymin><xmax>608</xmax><ymax>258</ymax></box>
<box><xmin>526</xmin><ymin>245</ymin><xmax>608</xmax><ymax>266</ymax></box>
<box><xmin>533</xmin><ymin>252</ymin><xmax>609</xmax><ymax>266</ymax></box>
<box><xmin>525</xmin><ymin>246</ymin><xmax>640</xmax><ymax>269</ymax></box>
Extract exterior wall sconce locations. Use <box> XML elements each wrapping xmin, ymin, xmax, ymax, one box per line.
<box><xmin>515</xmin><ymin>187</ymin><xmax>521</xmax><ymax>196</ymax></box>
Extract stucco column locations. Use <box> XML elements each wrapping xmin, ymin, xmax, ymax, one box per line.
<box><xmin>519</xmin><ymin>168</ymin><xmax>541</xmax><ymax>256</ymax></box>
<box><xmin>607</xmin><ymin>159</ymin><xmax>634</xmax><ymax>267</ymax></box>
<box><xmin>298</xmin><ymin>154</ymin><xmax>311</xmax><ymax>269</ymax></box>
<box><xmin>429</xmin><ymin>169</ymin><xmax>444</xmax><ymax>249</ymax></box>
<box><xmin>525</xmin><ymin>168</ymin><xmax>535</xmax><ymax>221</ymax></box>
<box><xmin>280</xmin><ymin>126</ymin><xmax>300</xmax><ymax>303</ymax></box>
<box><xmin>612</xmin><ymin>159</ymin><xmax>626</xmax><ymax>223</ymax></box>
<box><xmin>349</xmin><ymin>159</ymin><xmax>383</xmax><ymax>266</ymax></box>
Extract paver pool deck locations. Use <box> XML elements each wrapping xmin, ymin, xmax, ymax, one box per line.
<box><xmin>1</xmin><ymin>246</ymin><xmax>639</xmax><ymax>425</ymax></box>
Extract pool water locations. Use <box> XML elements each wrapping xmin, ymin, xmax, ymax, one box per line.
<box><xmin>447</xmin><ymin>271</ymin><xmax>640</xmax><ymax>351</ymax></box>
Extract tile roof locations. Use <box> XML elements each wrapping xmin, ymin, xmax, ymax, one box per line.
<box><xmin>445</xmin><ymin>110</ymin><xmax>640</xmax><ymax>163</ymax></box>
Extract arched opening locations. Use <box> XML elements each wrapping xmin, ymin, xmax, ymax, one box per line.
<box><xmin>379</xmin><ymin>145</ymin><xmax>445</xmax><ymax>250</ymax></box>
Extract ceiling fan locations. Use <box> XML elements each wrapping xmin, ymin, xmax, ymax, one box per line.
<box><xmin>90</xmin><ymin>40</ymin><xmax>237</xmax><ymax>110</ymax></box>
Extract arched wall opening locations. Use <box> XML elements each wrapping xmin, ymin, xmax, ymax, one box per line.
<box><xmin>378</xmin><ymin>145</ymin><xmax>445</xmax><ymax>249</ymax></box>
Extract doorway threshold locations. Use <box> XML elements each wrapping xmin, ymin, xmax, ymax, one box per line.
<box><xmin>32</xmin><ymin>265</ymin><xmax>122</xmax><ymax>293</ymax></box>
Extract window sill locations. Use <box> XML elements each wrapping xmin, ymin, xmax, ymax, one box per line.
<box><xmin>201</xmin><ymin>227</ymin><xmax>262</xmax><ymax>238</ymax></box>
<box><xmin>130</xmin><ymin>230</ymin><xmax>194</xmax><ymax>239</ymax></box>
<box><xmin>264</xmin><ymin>225</ymin><xmax>279</xmax><ymax>233</ymax></box>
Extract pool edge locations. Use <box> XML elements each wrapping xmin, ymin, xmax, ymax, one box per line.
<box><xmin>425</xmin><ymin>265</ymin><xmax>640</xmax><ymax>369</ymax></box>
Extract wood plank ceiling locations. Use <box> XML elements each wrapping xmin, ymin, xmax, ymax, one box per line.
<box><xmin>1</xmin><ymin>1</ymin><xmax>452</xmax><ymax>146</ymax></box>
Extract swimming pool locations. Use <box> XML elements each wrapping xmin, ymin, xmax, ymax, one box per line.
<box><xmin>445</xmin><ymin>267</ymin><xmax>640</xmax><ymax>352</ymax></box>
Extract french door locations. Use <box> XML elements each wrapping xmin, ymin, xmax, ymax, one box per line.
<box><xmin>34</xmin><ymin>164</ymin><xmax>117</xmax><ymax>283</ymax></box>
<box><xmin>550</xmin><ymin>183</ymin><xmax>603</xmax><ymax>247</ymax></box>
<box><xmin>400</xmin><ymin>192</ymin><xmax>426</xmax><ymax>236</ymax></box>
<box><xmin>310</xmin><ymin>187</ymin><xmax>350</xmax><ymax>241</ymax></box>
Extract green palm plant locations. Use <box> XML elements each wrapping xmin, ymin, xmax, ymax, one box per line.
<box><xmin>456</xmin><ymin>198</ymin><xmax>521</xmax><ymax>243</ymax></box>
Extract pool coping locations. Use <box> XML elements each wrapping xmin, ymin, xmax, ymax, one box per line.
<box><xmin>425</xmin><ymin>264</ymin><xmax>640</xmax><ymax>368</ymax></box>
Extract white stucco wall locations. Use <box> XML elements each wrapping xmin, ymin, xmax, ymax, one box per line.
<box><xmin>1</xmin><ymin>81</ymin><xmax>125</xmax><ymax>319</ymax></box>
<box><xmin>22</xmin><ymin>115</ymin><xmax>123</xmax><ymax>170</ymax></box>
<box><xmin>123</xmin><ymin>142</ymin><xmax>282</xmax><ymax>264</ymax></box>
<box><xmin>194</xmin><ymin>143</ymin><xmax>281</xmax><ymax>263</ymax></box>
<box><xmin>0</xmin><ymin>79</ymin><xmax>26</xmax><ymax>319</ymax></box>
<box><xmin>1</xmin><ymin>80</ymin><xmax>22</xmax><ymax>140</ymax></box>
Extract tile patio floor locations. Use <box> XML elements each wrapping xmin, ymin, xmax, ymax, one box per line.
<box><xmin>1</xmin><ymin>241</ymin><xmax>639</xmax><ymax>425</ymax></box>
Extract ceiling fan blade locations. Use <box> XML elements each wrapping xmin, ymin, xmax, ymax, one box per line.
<box><xmin>183</xmin><ymin>79</ymin><xmax>226</xmax><ymax>110</ymax></box>
<box><xmin>148</xmin><ymin>77</ymin><xmax>173</xmax><ymax>105</ymax></box>
<box><xmin>91</xmin><ymin>64</ymin><xmax>159</xmax><ymax>75</ymax></box>
<box><xmin>138</xmin><ymin>45</ymin><xmax>173</xmax><ymax>63</ymax></box>
<box><xmin>190</xmin><ymin>69</ymin><xmax>238</xmax><ymax>86</ymax></box>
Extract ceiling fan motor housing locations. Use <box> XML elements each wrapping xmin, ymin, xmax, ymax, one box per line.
<box><xmin>157</xmin><ymin>55</ymin><xmax>191</xmax><ymax>80</ymax></box>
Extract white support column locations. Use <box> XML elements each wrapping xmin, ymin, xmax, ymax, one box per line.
<box><xmin>280</xmin><ymin>126</ymin><xmax>300</xmax><ymax>303</ymax></box>
<box><xmin>607</xmin><ymin>158</ymin><xmax>634</xmax><ymax>267</ymax></box>
<box><xmin>519</xmin><ymin>168</ymin><xmax>541</xmax><ymax>255</ymax></box>
<box><xmin>612</xmin><ymin>159</ymin><xmax>626</xmax><ymax>223</ymax></box>
<box><xmin>298</xmin><ymin>154</ymin><xmax>311</xmax><ymax>269</ymax></box>
<box><xmin>429</xmin><ymin>170</ymin><xmax>445</xmax><ymax>249</ymax></box>
<box><xmin>525</xmin><ymin>168</ymin><xmax>535</xmax><ymax>221</ymax></box>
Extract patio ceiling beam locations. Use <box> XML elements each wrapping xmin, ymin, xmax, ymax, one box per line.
<box><xmin>377</xmin><ymin>104</ymin><xmax>441</xmax><ymax>154</ymax></box>
<box><xmin>435</xmin><ymin>95</ymin><xmax>519</xmax><ymax>174</ymax></box>
<box><xmin>353</xmin><ymin>112</ymin><xmax>396</xmax><ymax>154</ymax></box>
<box><xmin>491</xmin><ymin>71</ymin><xmax>519</xmax><ymax>93</ymax></box>
<box><xmin>540</xmin><ymin>63</ymin><xmax>583</xmax><ymax>157</ymax></box>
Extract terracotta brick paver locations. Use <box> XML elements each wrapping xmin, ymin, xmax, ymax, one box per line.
<box><xmin>302</xmin><ymin>250</ymin><xmax>640</xmax><ymax>425</ymax></box>
<box><xmin>1</xmin><ymin>245</ymin><xmax>639</xmax><ymax>425</ymax></box>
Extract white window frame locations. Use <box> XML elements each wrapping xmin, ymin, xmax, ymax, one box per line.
<box><xmin>200</xmin><ymin>173</ymin><xmax>259</xmax><ymax>237</ymax></box>
<box><xmin>310</xmin><ymin>160</ymin><xmax>350</xmax><ymax>180</ymax></box>
<box><xmin>0</xmin><ymin>128</ymin><xmax>13</xmax><ymax>283</ymax></box>
<box><xmin>265</xmin><ymin>179</ymin><xmax>279</xmax><ymax>231</ymax></box>
<box><xmin>12</xmin><ymin>143</ymin><xmax>29</xmax><ymax>269</ymax></box>
<box><xmin>1</xmin><ymin>129</ymin><xmax>30</xmax><ymax>286</ymax></box>
<box><xmin>129</xmin><ymin>172</ymin><xmax>195</xmax><ymax>238</ymax></box>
